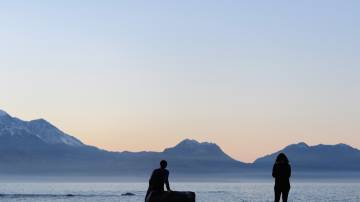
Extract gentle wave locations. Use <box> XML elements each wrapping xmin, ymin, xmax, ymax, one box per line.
<box><xmin>0</xmin><ymin>194</ymin><xmax>128</xmax><ymax>198</ymax></box>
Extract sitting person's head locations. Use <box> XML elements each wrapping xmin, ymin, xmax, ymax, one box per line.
<box><xmin>160</xmin><ymin>160</ymin><xmax>168</xmax><ymax>169</ymax></box>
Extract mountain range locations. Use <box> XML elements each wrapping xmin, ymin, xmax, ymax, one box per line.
<box><xmin>1</xmin><ymin>109</ymin><xmax>360</xmax><ymax>177</ymax></box>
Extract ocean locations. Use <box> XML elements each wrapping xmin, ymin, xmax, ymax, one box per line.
<box><xmin>0</xmin><ymin>182</ymin><xmax>359</xmax><ymax>201</ymax></box>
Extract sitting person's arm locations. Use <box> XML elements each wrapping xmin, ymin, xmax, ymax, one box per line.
<box><xmin>165</xmin><ymin>171</ymin><xmax>172</xmax><ymax>191</ymax></box>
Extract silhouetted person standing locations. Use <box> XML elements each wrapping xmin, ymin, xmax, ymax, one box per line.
<box><xmin>145</xmin><ymin>160</ymin><xmax>172</xmax><ymax>201</ymax></box>
<box><xmin>272</xmin><ymin>153</ymin><xmax>291</xmax><ymax>202</ymax></box>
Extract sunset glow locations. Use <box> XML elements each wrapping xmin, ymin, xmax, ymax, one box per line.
<box><xmin>1</xmin><ymin>1</ymin><xmax>359</xmax><ymax>163</ymax></box>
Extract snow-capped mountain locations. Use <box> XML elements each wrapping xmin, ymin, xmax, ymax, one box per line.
<box><xmin>0</xmin><ymin>109</ymin><xmax>83</xmax><ymax>147</ymax></box>
<box><xmin>0</xmin><ymin>109</ymin><xmax>359</xmax><ymax>177</ymax></box>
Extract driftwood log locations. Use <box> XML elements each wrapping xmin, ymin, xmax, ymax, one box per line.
<box><xmin>146</xmin><ymin>191</ymin><xmax>196</xmax><ymax>202</ymax></box>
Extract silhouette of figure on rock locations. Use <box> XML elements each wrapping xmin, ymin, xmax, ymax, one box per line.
<box><xmin>272</xmin><ymin>153</ymin><xmax>291</xmax><ymax>202</ymax></box>
<box><xmin>145</xmin><ymin>160</ymin><xmax>172</xmax><ymax>201</ymax></box>
<box><xmin>145</xmin><ymin>160</ymin><xmax>195</xmax><ymax>202</ymax></box>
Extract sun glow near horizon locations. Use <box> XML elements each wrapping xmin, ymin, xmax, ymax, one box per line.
<box><xmin>1</xmin><ymin>1</ymin><xmax>360</xmax><ymax>163</ymax></box>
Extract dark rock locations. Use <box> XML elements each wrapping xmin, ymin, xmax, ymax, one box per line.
<box><xmin>121</xmin><ymin>192</ymin><xmax>136</xmax><ymax>196</ymax></box>
<box><xmin>146</xmin><ymin>191</ymin><xmax>195</xmax><ymax>202</ymax></box>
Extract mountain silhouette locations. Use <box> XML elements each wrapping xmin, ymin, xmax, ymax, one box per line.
<box><xmin>0</xmin><ymin>110</ymin><xmax>83</xmax><ymax>147</ymax></box>
<box><xmin>0</xmin><ymin>110</ymin><xmax>245</xmax><ymax>175</ymax></box>
<box><xmin>253</xmin><ymin>142</ymin><xmax>360</xmax><ymax>171</ymax></box>
<box><xmin>1</xmin><ymin>109</ymin><xmax>360</xmax><ymax>177</ymax></box>
<box><xmin>160</xmin><ymin>139</ymin><xmax>246</xmax><ymax>173</ymax></box>
<box><xmin>163</xmin><ymin>139</ymin><xmax>236</xmax><ymax>161</ymax></box>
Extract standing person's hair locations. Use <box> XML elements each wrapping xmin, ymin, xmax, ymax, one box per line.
<box><xmin>275</xmin><ymin>153</ymin><xmax>289</xmax><ymax>164</ymax></box>
<box><xmin>160</xmin><ymin>160</ymin><xmax>168</xmax><ymax>169</ymax></box>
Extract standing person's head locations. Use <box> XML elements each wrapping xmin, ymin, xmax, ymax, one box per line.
<box><xmin>275</xmin><ymin>153</ymin><xmax>289</xmax><ymax>164</ymax></box>
<box><xmin>160</xmin><ymin>160</ymin><xmax>168</xmax><ymax>169</ymax></box>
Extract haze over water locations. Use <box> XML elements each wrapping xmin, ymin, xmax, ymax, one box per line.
<box><xmin>0</xmin><ymin>182</ymin><xmax>359</xmax><ymax>202</ymax></box>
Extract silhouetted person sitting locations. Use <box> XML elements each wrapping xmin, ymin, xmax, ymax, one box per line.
<box><xmin>272</xmin><ymin>153</ymin><xmax>291</xmax><ymax>202</ymax></box>
<box><xmin>145</xmin><ymin>160</ymin><xmax>172</xmax><ymax>201</ymax></box>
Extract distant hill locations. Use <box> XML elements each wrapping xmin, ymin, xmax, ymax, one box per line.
<box><xmin>163</xmin><ymin>139</ymin><xmax>236</xmax><ymax>161</ymax></box>
<box><xmin>0</xmin><ymin>110</ymin><xmax>245</xmax><ymax>175</ymax></box>
<box><xmin>253</xmin><ymin>142</ymin><xmax>360</xmax><ymax>171</ymax></box>
<box><xmin>1</xmin><ymin>109</ymin><xmax>360</xmax><ymax>177</ymax></box>
<box><xmin>160</xmin><ymin>139</ymin><xmax>246</xmax><ymax>173</ymax></box>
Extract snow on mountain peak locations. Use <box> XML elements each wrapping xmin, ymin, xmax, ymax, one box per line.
<box><xmin>0</xmin><ymin>110</ymin><xmax>84</xmax><ymax>147</ymax></box>
<box><xmin>28</xmin><ymin>118</ymin><xmax>84</xmax><ymax>146</ymax></box>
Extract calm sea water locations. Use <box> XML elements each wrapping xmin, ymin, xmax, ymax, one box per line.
<box><xmin>0</xmin><ymin>182</ymin><xmax>359</xmax><ymax>202</ymax></box>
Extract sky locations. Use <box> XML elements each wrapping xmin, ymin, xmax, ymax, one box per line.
<box><xmin>0</xmin><ymin>0</ymin><xmax>359</xmax><ymax>162</ymax></box>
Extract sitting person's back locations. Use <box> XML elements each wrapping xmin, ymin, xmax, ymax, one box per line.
<box><xmin>145</xmin><ymin>160</ymin><xmax>172</xmax><ymax>201</ymax></box>
<box><xmin>149</xmin><ymin>167</ymin><xmax>169</xmax><ymax>192</ymax></box>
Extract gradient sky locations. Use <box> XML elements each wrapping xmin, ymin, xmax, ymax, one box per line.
<box><xmin>1</xmin><ymin>1</ymin><xmax>359</xmax><ymax>162</ymax></box>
